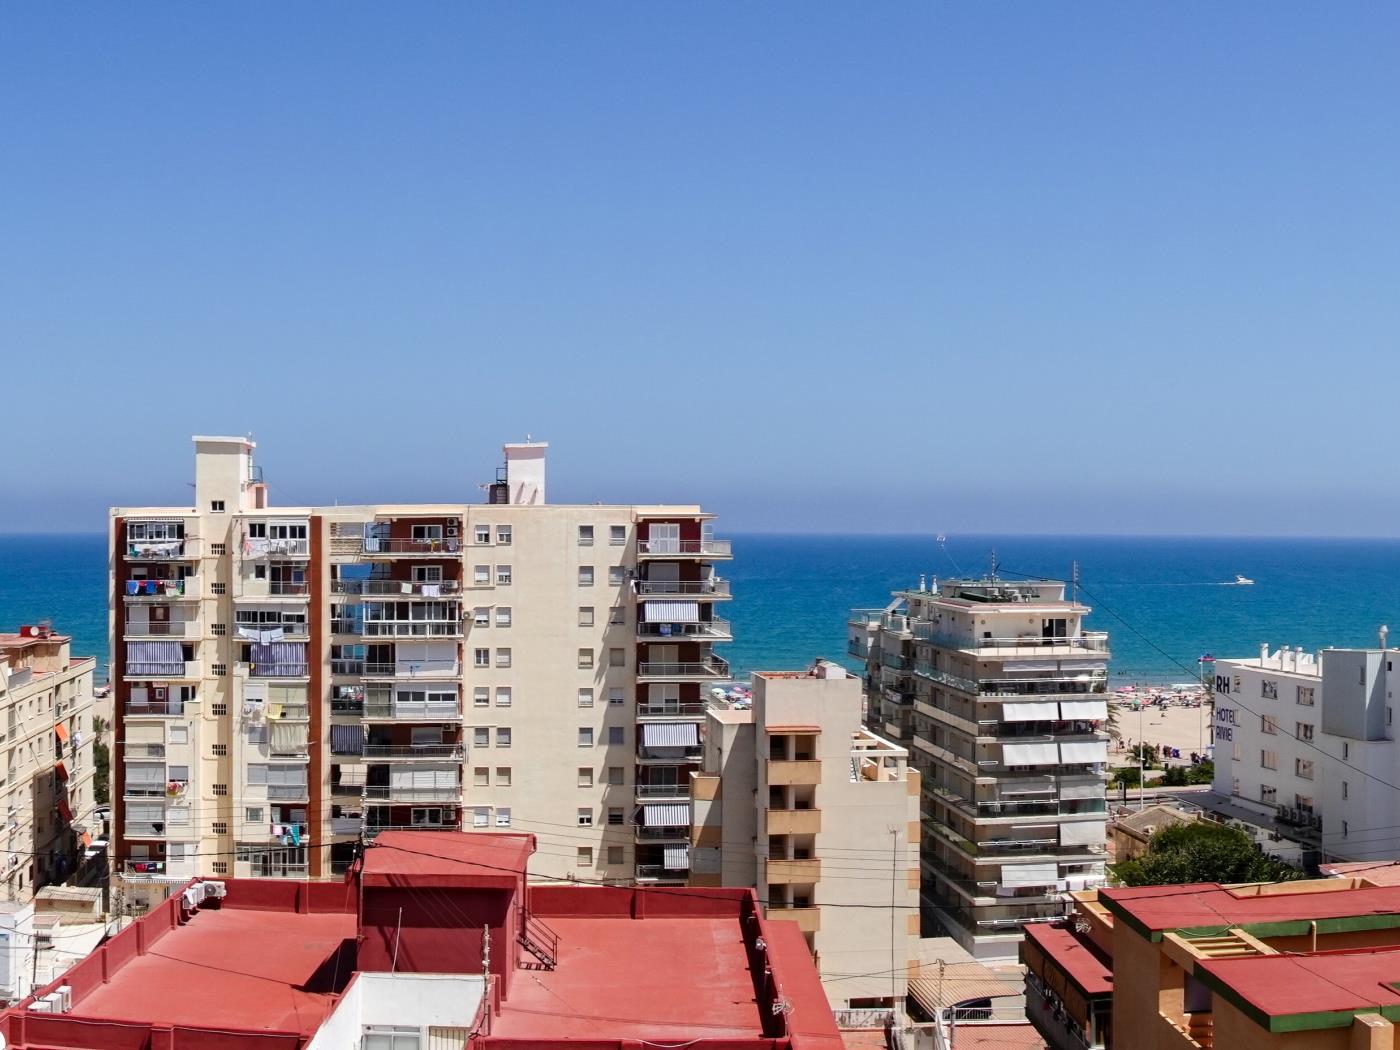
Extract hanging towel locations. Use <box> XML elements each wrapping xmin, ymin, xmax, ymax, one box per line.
<box><xmin>290</xmin><ymin>824</ymin><xmax>302</xmax><ymax>846</ymax></box>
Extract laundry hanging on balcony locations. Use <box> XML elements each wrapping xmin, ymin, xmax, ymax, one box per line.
<box><xmin>238</xmin><ymin>626</ymin><xmax>285</xmax><ymax>643</ymax></box>
<box><xmin>642</xmin><ymin>601</ymin><xmax>699</xmax><ymax>624</ymax></box>
<box><xmin>641</xmin><ymin>723</ymin><xmax>698</xmax><ymax>748</ymax></box>
<box><xmin>126</xmin><ymin>640</ymin><xmax>184</xmax><ymax>676</ymax></box>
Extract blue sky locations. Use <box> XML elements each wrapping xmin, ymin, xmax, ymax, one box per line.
<box><xmin>3</xmin><ymin>4</ymin><xmax>1398</xmax><ymax>535</ymax></box>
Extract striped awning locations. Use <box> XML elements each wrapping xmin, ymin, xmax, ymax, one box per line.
<box><xmin>642</xmin><ymin>723</ymin><xmax>699</xmax><ymax>748</ymax></box>
<box><xmin>330</xmin><ymin>724</ymin><xmax>364</xmax><ymax>755</ymax></box>
<box><xmin>640</xmin><ymin>803</ymin><xmax>689</xmax><ymax>827</ymax></box>
<box><xmin>663</xmin><ymin>845</ymin><xmax>690</xmax><ymax>870</ymax></box>
<box><xmin>336</xmin><ymin>763</ymin><xmax>367</xmax><ymax>787</ymax></box>
<box><xmin>643</xmin><ymin>601</ymin><xmax>699</xmax><ymax>624</ymax></box>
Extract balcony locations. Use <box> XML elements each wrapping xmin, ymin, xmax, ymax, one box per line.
<box><xmin>634</xmin><ymin>865</ymin><xmax>688</xmax><ymax>883</ymax></box>
<box><xmin>243</xmin><ymin>537</ymin><xmax>310</xmax><ymax>558</ymax></box>
<box><xmin>913</xmin><ymin>625</ymin><xmax>1112</xmax><ymax>658</ymax></box>
<box><xmin>332</xmin><ymin>580</ymin><xmax>463</xmax><ymax>597</ymax></box>
<box><xmin>635</xmin><ymin>824</ymin><xmax>690</xmax><ymax>842</ymax></box>
<box><xmin>847</xmin><ymin>638</ymin><xmax>871</xmax><ymax>660</ymax></box>
<box><xmin>766</xmin><ymin>809</ymin><xmax>822</xmax><ymax>836</ymax></box>
<box><xmin>765</xmin><ymin>858</ymin><xmax>821</xmax><ymax>884</ymax></box>
<box><xmin>361</xmin><ymin>538</ymin><xmax>463</xmax><ymax>558</ymax></box>
<box><xmin>637</xmin><ymin>620</ymin><xmax>732</xmax><ymax>642</ymax></box>
<box><xmin>636</xmin><ymin>783</ymin><xmax>689</xmax><ymax>800</ymax></box>
<box><xmin>123</xmin><ymin>578</ymin><xmax>201</xmax><ymax>601</ymax></box>
<box><xmin>767</xmin><ymin>760</ymin><xmax>821</xmax><ymax>786</ymax></box>
<box><xmin>125</xmin><ymin>661</ymin><xmax>200</xmax><ymax>680</ymax></box>
<box><xmin>638</xmin><ymin>538</ymin><xmax>732</xmax><ymax>560</ymax></box>
<box><xmin>124</xmin><ymin>620</ymin><xmax>196</xmax><ymax>639</ymax></box>
<box><xmin>123</xmin><ymin>744</ymin><xmax>166</xmax><ymax>760</ymax></box>
<box><xmin>362</xmin><ymin>621</ymin><xmax>463</xmax><ymax>639</ymax></box>
<box><xmin>767</xmin><ymin>904</ymin><xmax>821</xmax><ymax>934</ymax></box>
<box><xmin>634</xmin><ymin>579</ymin><xmax>731</xmax><ymax>599</ymax></box>
<box><xmin>637</xmin><ymin>657</ymin><xmax>730</xmax><ymax>682</ymax></box>
<box><xmin>330</xmin><ymin>816</ymin><xmax>362</xmax><ymax>836</ymax></box>
<box><xmin>120</xmin><ymin>860</ymin><xmax>168</xmax><ymax>879</ymax></box>
<box><xmin>362</xmin><ymin>785</ymin><xmax>462</xmax><ymax>803</ymax></box>
<box><xmin>125</xmin><ymin>700</ymin><xmax>185</xmax><ymax>717</ymax></box>
<box><xmin>242</xmin><ymin>661</ymin><xmax>309</xmax><ymax>679</ymax></box>
<box><xmin>123</xmin><ymin>821</ymin><xmax>166</xmax><ymax>840</ymax></box>
<box><xmin>362</xmin><ymin>661</ymin><xmax>461</xmax><ymax>680</ymax></box>
<box><xmin>636</xmin><ymin>703</ymin><xmax>707</xmax><ymax>719</ymax></box>
<box><xmin>362</xmin><ymin>744</ymin><xmax>464</xmax><ymax>760</ymax></box>
<box><xmin>267</xmin><ymin>784</ymin><xmax>310</xmax><ymax>801</ymax></box>
<box><xmin>235</xmin><ymin>580</ymin><xmax>310</xmax><ymax>599</ymax></box>
<box><xmin>365</xmin><ymin>820</ymin><xmax>462</xmax><ymax>838</ymax></box>
<box><xmin>363</xmin><ymin>700</ymin><xmax>461</xmax><ymax>721</ymax></box>
<box><xmin>125</xmin><ymin>538</ymin><xmax>198</xmax><ymax>561</ymax></box>
<box><xmin>332</xmin><ymin>659</ymin><xmax>365</xmax><ymax>676</ymax></box>
<box><xmin>638</xmin><ymin>746</ymin><xmax>703</xmax><ymax>764</ymax></box>
<box><xmin>331</xmin><ymin>697</ymin><xmax>365</xmax><ymax>715</ymax></box>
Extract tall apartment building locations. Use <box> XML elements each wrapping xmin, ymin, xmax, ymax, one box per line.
<box><xmin>689</xmin><ymin>660</ymin><xmax>921</xmax><ymax>1010</ymax></box>
<box><xmin>110</xmin><ymin>436</ymin><xmax>731</xmax><ymax>907</ymax></box>
<box><xmin>1211</xmin><ymin>636</ymin><xmax>1400</xmax><ymax>864</ymax></box>
<box><xmin>0</xmin><ymin>627</ymin><xmax>98</xmax><ymax>904</ymax></box>
<box><xmin>849</xmin><ymin>577</ymin><xmax>1111</xmax><ymax>960</ymax></box>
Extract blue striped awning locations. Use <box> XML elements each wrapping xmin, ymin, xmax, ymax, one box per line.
<box><xmin>643</xmin><ymin>601</ymin><xmax>699</xmax><ymax>624</ymax></box>
<box><xmin>640</xmin><ymin>803</ymin><xmax>689</xmax><ymax>827</ymax></box>
<box><xmin>641</xmin><ymin>723</ymin><xmax>698</xmax><ymax>748</ymax></box>
<box><xmin>330</xmin><ymin>724</ymin><xmax>364</xmax><ymax>755</ymax></box>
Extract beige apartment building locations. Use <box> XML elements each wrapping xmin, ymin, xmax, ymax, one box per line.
<box><xmin>689</xmin><ymin>660</ymin><xmax>921</xmax><ymax>1010</ymax></box>
<box><xmin>110</xmin><ymin>436</ymin><xmax>731</xmax><ymax>907</ymax></box>
<box><xmin>850</xmin><ymin>577</ymin><xmax>1111</xmax><ymax>960</ymax></box>
<box><xmin>0</xmin><ymin>627</ymin><xmax>98</xmax><ymax>904</ymax></box>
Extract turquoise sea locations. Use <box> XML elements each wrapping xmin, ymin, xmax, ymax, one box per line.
<box><xmin>5</xmin><ymin>532</ymin><xmax>1400</xmax><ymax>685</ymax></box>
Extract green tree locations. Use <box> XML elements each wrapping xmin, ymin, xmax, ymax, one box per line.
<box><xmin>94</xmin><ymin>741</ymin><xmax>110</xmax><ymax>806</ymax></box>
<box><xmin>1111</xmin><ymin>820</ymin><xmax>1303</xmax><ymax>887</ymax></box>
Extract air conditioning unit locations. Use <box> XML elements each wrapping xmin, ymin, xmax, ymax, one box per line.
<box><xmin>447</xmin><ymin>527</ymin><xmax>459</xmax><ymax>537</ymax></box>
<box><xmin>55</xmin><ymin>986</ymin><xmax>72</xmax><ymax>1012</ymax></box>
<box><xmin>27</xmin><ymin>999</ymin><xmax>53</xmax><ymax>1014</ymax></box>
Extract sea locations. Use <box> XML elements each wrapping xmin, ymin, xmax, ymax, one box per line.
<box><xmin>5</xmin><ymin>532</ymin><xmax>1400</xmax><ymax>686</ymax></box>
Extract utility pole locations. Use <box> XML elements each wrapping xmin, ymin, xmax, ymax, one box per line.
<box><xmin>888</xmin><ymin>825</ymin><xmax>900</xmax><ymax>1011</ymax></box>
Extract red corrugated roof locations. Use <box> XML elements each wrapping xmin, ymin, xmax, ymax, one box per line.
<box><xmin>1023</xmin><ymin>922</ymin><xmax>1112</xmax><ymax>996</ymax></box>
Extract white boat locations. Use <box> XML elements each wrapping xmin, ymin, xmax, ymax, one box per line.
<box><xmin>1233</xmin><ymin>575</ymin><xmax>1254</xmax><ymax>586</ymax></box>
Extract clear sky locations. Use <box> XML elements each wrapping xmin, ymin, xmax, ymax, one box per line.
<box><xmin>3</xmin><ymin>4</ymin><xmax>1398</xmax><ymax>535</ymax></box>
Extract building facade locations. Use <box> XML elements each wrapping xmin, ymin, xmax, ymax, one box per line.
<box><xmin>110</xmin><ymin>436</ymin><xmax>731</xmax><ymax>907</ymax></box>
<box><xmin>689</xmin><ymin>660</ymin><xmax>922</xmax><ymax>1009</ymax></box>
<box><xmin>850</xmin><ymin>577</ymin><xmax>1111</xmax><ymax>959</ymax></box>
<box><xmin>0</xmin><ymin>628</ymin><xmax>98</xmax><ymax>905</ymax></box>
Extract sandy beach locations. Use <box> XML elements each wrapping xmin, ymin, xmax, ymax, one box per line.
<box><xmin>1108</xmin><ymin>686</ymin><xmax>1215</xmax><ymax>768</ymax></box>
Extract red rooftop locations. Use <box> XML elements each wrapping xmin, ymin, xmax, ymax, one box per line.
<box><xmin>0</xmin><ymin>832</ymin><xmax>842</xmax><ymax>1050</ymax></box>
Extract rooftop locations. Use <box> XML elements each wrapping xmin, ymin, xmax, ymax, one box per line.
<box><xmin>1198</xmin><ymin>947</ymin><xmax>1400</xmax><ymax>1030</ymax></box>
<box><xmin>1022</xmin><ymin>922</ymin><xmax>1112</xmax><ymax>998</ymax></box>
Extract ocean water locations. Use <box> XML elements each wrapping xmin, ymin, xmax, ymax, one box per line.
<box><xmin>5</xmin><ymin>532</ymin><xmax>1400</xmax><ymax>685</ymax></box>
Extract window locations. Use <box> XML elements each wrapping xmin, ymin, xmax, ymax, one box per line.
<box><xmin>496</xmin><ymin>525</ymin><xmax>512</xmax><ymax>546</ymax></box>
<box><xmin>610</xmin><ymin>525</ymin><xmax>626</xmax><ymax>546</ymax></box>
<box><xmin>1260</xmin><ymin>784</ymin><xmax>1277</xmax><ymax>805</ymax></box>
<box><xmin>610</xmin><ymin>606</ymin><xmax>625</xmax><ymax>625</ymax></box>
<box><xmin>1261</xmin><ymin>680</ymin><xmax>1278</xmax><ymax>700</ymax></box>
<box><xmin>608</xmin><ymin>845</ymin><xmax>625</xmax><ymax>864</ymax></box>
<box><xmin>212</xmin><ymin>703</ymin><xmax>228</xmax><ymax>716</ymax></box>
<box><xmin>578</xmin><ymin>525</ymin><xmax>594</xmax><ymax>547</ymax></box>
<box><xmin>168</xmin><ymin>764</ymin><xmax>190</xmax><ymax>782</ymax></box>
<box><xmin>211</xmin><ymin>500</ymin><xmax>225</xmax><ymax>513</ymax></box>
<box><xmin>1261</xmin><ymin>750</ymin><xmax>1277</xmax><ymax>770</ymax></box>
<box><xmin>474</xmin><ymin>767</ymin><xmax>490</xmax><ymax>787</ymax></box>
<box><xmin>1344</xmin><ymin>742</ymin><xmax>1351</xmax><ymax>760</ymax></box>
<box><xmin>608</xmin><ymin>648</ymin><xmax>625</xmax><ymax>668</ymax></box>
<box><xmin>496</xmin><ymin>687</ymin><xmax>512</xmax><ymax>707</ymax></box>
<box><xmin>496</xmin><ymin>648</ymin><xmax>511</xmax><ymax>668</ymax></box>
<box><xmin>577</xmin><ymin>847</ymin><xmax>593</xmax><ymax>867</ymax></box>
<box><xmin>410</xmin><ymin>524</ymin><xmax>443</xmax><ymax>542</ymax></box>
<box><xmin>496</xmin><ymin>727</ymin><xmax>512</xmax><ymax>748</ymax></box>
<box><xmin>578</xmin><ymin>767</ymin><xmax>594</xmax><ymax>788</ymax></box>
<box><xmin>170</xmin><ymin>725</ymin><xmax>188</xmax><ymax>744</ymax></box>
<box><xmin>1343</xmin><ymin>781</ymin><xmax>1350</xmax><ymax>800</ymax></box>
<box><xmin>473</xmin><ymin>727</ymin><xmax>490</xmax><ymax>748</ymax></box>
<box><xmin>213</xmin><ymin>784</ymin><xmax>228</xmax><ymax>796</ymax></box>
<box><xmin>473</xmin><ymin>808</ymin><xmax>490</xmax><ymax>828</ymax></box>
<box><xmin>474</xmin><ymin>524</ymin><xmax>491</xmax><ymax>544</ymax></box>
<box><xmin>496</xmin><ymin>767</ymin><xmax>511</xmax><ymax>787</ymax></box>
<box><xmin>609</xmin><ymin>688</ymin><xmax>625</xmax><ymax>706</ymax></box>
<box><xmin>1296</xmin><ymin>722</ymin><xmax>1314</xmax><ymax>742</ymax></box>
<box><xmin>578</xmin><ymin>607</ymin><xmax>595</xmax><ymax>627</ymax></box>
<box><xmin>1296</xmin><ymin>757</ymin><xmax>1314</xmax><ymax>779</ymax></box>
<box><xmin>1297</xmin><ymin>686</ymin><xmax>1315</xmax><ymax>706</ymax></box>
<box><xmin>473</xmin><ymin>608</ymin><xmax>490</xmax><ymax>627</ymax></box>
<box><xmin>577</xmin><ymin>808</ymin><xmax>593</xmax><ymax>827</ymax></box>
<box><xmin>211</xmin><ymin>543</ymin><xmax>226</xmax><ymax>556</ymax></box>
<box><xmin>1343</xmin><ymin>820</ymin><xmax>1349</xmax><ymax>838</ymax></box>
<box><xmin>578</xmin><ymin>566</ymin><xmax>594</xmax><ymax>587</ymax></box>
<box><xmin>496</xmin><ymin>565</ymin><xmax>512</xmax><ymax>586</ymax></box>
<box><xmin>212</xmin><ymin>623</ymin><xmax>227</xmax><ymax>636</ymax></box>
<box><xmin>578</xmin><ymin>688</ymin><xmax>594</xmax><ymax>708</ymax></box>
<box><xmin>1233</xmin><ymin>674</ymin><xmax>1241</xmax><ymax>693</ymax></box>
<box><xmin>607</xmin><ymin>766</ymin><xmax>625</xmax><ymax>785</ymax></box>
<box><xmin>474</xmin><ymin>687</ymin><xmax>490</xmax><ymax>708</ymax></box>
<box><xmin>496</xmin><ymin>607</ymin><xmax>512</xmax><ymax>627</ymax></box>
<box><xmin>212</xmin><ymin>662</ymin><xmax>227</xmax><ymax>676</ymax></box>
<box><xmin>474</xmin><ymin>565</ymin><xmax>490</xmax><ymax>585</ymax></box>
<box><xmin>608</xmin><ymin>566</ymin><xmax>626</xmax><ymax>585</ymax></box>
<box><xmin>1261</xmin><ymin>714</ymin><xmax>1278</xmax><ymax>735</ymax></box>
<box><xmin>578</xmin><ymin>727</ymin><xmax>594</xmax><ymax>747</ymax></box>
<box><xmin>212</xmin><ymin>744</ymin><xmax>227</xmax><ymax>757</ymax></box>
<box><xmin>496</xmin><ymin>808</ymin><xmax>512</xmax><ymax>827</ymax></box>
<box><xmin>1232</xmin><ymin>741</ymin><xmax>1242</xmax><ymax>761</ymax></box>
<box><xmin>245</xmin><ymin>807</ymin><xmax>263</xmax><ymax>823</ymax></box>
<box><xmin>474</xmin><ymin>648</ymin><xmax>490</xmax><ymax>668</ymax></box>
<box><xmin>578</xmin><ymin>648</ymin><xmax>594</xmax><ymax>669</ymax></box>
<box><xmin>608</xmin><ymin>726</ymin><xmax>625</xmax><ymax>745</ymax></box>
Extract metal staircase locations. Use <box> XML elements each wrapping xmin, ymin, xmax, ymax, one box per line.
<box><xmin>518</xmin><ymin>912</ymin><xmax>559</xmax><ymax>970</ymax></box>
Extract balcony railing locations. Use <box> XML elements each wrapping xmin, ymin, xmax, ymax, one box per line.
<box><xmin>362</xmin><ymin>744</ymin><xmax>464</xmax><ymax>759</ymax></box>
<box><xmin>363</xmin><ymin>785</ymin><xmax>461</xmax><ymax>803</ymax></box>
<box><xmin>244</xmin><ymin>662</ymin><xmax>309</xmax><ymax>678</ymax></box>
<box><xmin>635</xmin><ymin>825</ymin><xmax>690</xmax><ymax>841</ymax></box>
<box><xmin>267</xmin><ymin>784</ymin><xmax>310</xmax><ymax>801</ymax></box>
<box><xmin>243</xmin><ymin>538</ymin><xmax>310</xmax><ymax>557</ymax></box>
<box><xmin>123</xmin><ymin>578</ymin><xmax>200</xmax><ymax>600</ymax></box>
<box><xmin>332</xmin><ymin>697</ymin><xmax>365</xmax><ymax>714</ymax></box>
<box><xmin>124</xmin><ymin>620</ymin><xmax>195</xmax><ymax>638</ymax></box>
<box><xmin>636</xmin><ymin>783</ymin><xmax>689</xmax><ymax>799</ymax></box>
<box><xmin>635</xmin><ymin>864</ymin><xmax>688</xmax><ymax>880</ymax></box>
<box><xmin>124</xmin><ymin>744</ymin><xmax>166</xmax><ymax>760</ymax></box>
<box><xmin>330</xmin><ymin>817</ymin><xmax>362</xmax><ymax>836</ymax></box>
<box><xmin>637</xmin><ymin>703</ymin><xmax>707</xmax><ymax>718</ymax></box>
<box><xmin>638</xmin><ymin>746</ymin><xmax>703</xmax><ymax>763</ymax></box>
<box><xmin>121</xmin><ymin>860</ymin><xmax>167</xmax><ymax>878</ymax></box>
<box><xmin>362</xmin><ymin>622</ymin><xmax>463</xmax><ymax>639</ymax></box>
<box><xmin>124</xmin><ymin>821</ymin><xmax>165</xmax><ymax>839</ymax></box>
<box><xmin>333</xmin><ymin>580</ymin><xmax>463</xmax><ymax>596</ymax></box>
<box><xmin>365</xmin><ymin>820</ymin><xmax>462</xmax><ymax>837</ymax></box>
<box><xmin>638</xmin><ymin>539</ymin><xmax>732</xmax><ymax>558</ymax></box>
<box><xmin>363</xmin><ymin>701</ymin><xmax>461</xmax><ymax>721</ymax></box>
<box><xmin>913</xmin><ymin>625</ymin><xmax>1111</xmax><ymax>656</ymax></box>
<box><xmin>637</xmin><ymin>657</ymin><xmax>730</xmax><ymax>680</ymax></box>
<box><xmin>362</xmin><ymin>661</ymin><xmax>461</xmax><ymax>679</ymax></box>
<box><xmin>125</xmin><ymin>700</ymin><xmax>184</xmax><ymax>716</ymax></box>
<box><xmin>362</xmin><ymin>538</ymin><xmax>463</xmax><ymax>556</ymax></box>
<box><xmin>634</xmin><ymin>579</ymin><xmax>731</xmax><ymax>598</ymax></box>
<box><xmin>913</xmin><ymin>662</ymin><xmax>979</xmax><ymax>694</ymax></box>
<box><xmin>127</xmin><ymin>660</ymin><xmax>199</xmax><ymax>679</ymax></box>
<box><xmin>332</xmin><ymin>659</ymin><xmax>365</xmax><ymax>676</ymax></box>
<box><xmin>125</xmin><ymin>539</ymin><xmax>197</xmax><ymax>561</ymax></box>
<box><xmin>637</xmin><ymin>620</ymin><xmax>732</xmax><ymax>641</ymax></box>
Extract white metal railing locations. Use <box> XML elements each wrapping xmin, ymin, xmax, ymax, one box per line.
<box><xmin>334</xmin><ymin>580</ymin><xmax>463</xmax><ymax>596</ymax></box>
<box><xmin>244</xmin><ymin>537</ymin><xmax>310</xmax><ymax>557</ymax></box>
<box><xmin>363</xmin><ymin>785</ymin><xmax>461</xmax><ymax>802</ymax></box>
<box><xmin>362</xmin><ymin>661</ymin><xmax>461</xmax><ymax>678</ymax></box>
<box><xmin>362</xmin><ymin>744</ymin><xmax>464</xmax><ymax>759</ymax></box>
<box><xmin>637</xmin><ymin>619</ymin><xmax>732</xmax><ymax>639</ymax></box>
<box><xmin>634</xmin><ymin>579</ymin><xmax>732</xmax><ymax>597</ymax></box>
<box><xmin>638</xmin><ymin>657</ymin><xmax>730</xmax><ymax>678</ymax></box>
<box><xmin>363</xmin><ymin>700</ymin><xmax>460</xmax><ymax>720</ymax></box>
<box><xmin>362</xmin><ymin>622</ymin><xmax>463</xmax><ymax>638</ymax></box>
<box><xmin>267</xmin><ymin>784</ymin><xmax>309</xmax><ymax>800</ymax></box>
<box><xmin>125</xmin><ymin>539</ymin><xmax>196</xmax><ymax>560</ymax></box>
<box><xmin>638</xmin><ymin>539</ymin><xmax>732</xmax><ymax>557</ymax></box>
<box><xmin>124</xmin><ymin>578</ymin><xmax>200</xmax><ymax>599</ymax></box>
<box><xmin>363</xmin><ymin>538</ymin><xmax>463</xmax><ymax>555</ymax></box>
<box><xmin>124</xmin><ymin>620</ymin><xmax>194</xmax><ymax>638</ymax></box>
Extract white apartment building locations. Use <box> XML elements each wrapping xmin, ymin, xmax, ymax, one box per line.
<box><xmin>0</xmin><ymin>627</ymin><xmax>99</xmax><ymax>905</ymax></box>
<box><xmin>850</xmin><ymin>577</ymin><xmax>1111</xmax><ymax>960</ymax></box>
<box><xmin>1211</xmin><ymin>637</ymin><xmax>1400</xmax><ymax>864</ymax></box>
<box><xmin>689</xmin><ymin>660</ymin><xmax>921</xmax><ymax>1010</ymax></box>
<box><xmin>111</xmin><ymin>436</ymin><xmax>731</xmax><ymax>907</ymax></box>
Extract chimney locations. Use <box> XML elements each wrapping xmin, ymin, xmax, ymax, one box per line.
<box><xmin>501</xmin><ymin>440</ymin><xmax>548</xmax><ymax>506</ymax></box>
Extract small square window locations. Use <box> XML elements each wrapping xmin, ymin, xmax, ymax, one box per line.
<box><xmin>609</xmin><ymin>648</ymin><xmax>625</xmax><ymax>668</ymax></box>
<box><xmin>496</xmin><ymin>687</ymin><xmax>512</xmax><ymax>707</ymax></box>
<box><xmin>496</xmin><ymin>727</ymin><xmax>512</xmax><ymax>748</ymax></box>
<box><xmin>473</xmin><ymin>687</ymin><xmax>490</xmax><ymax>708</ymax></box>
<box><xmin>496</xmin><ymin>607</ymin><xmax>512</xmax><ymax>628</ymax></box>
<box><xmin>496</xmin><ymin>807</ymin><xmax>512</xmax><ymax>827</ymax></box>
<box><xmin>170</xmin><ymin>725</ymin><xmax>189</xmax><ymax>744</ymax></box>
<box><xmin>474</xmin><ymin>767</ymin><xmax>490</xmax><ymax>787</ymax></box>
<box><xmin>473</xmin><ymin>808</ymin><xmax>490</xmax><ymax>828</ymax></box>
<box><xmin>496</xmin><ymin>526</ymin><xmax>512</xmax><ymax>546</ymax></box>
<box><xmin>607</xmin><ymin>806</ymin><xmax>624</xmax><ymax>826</ymax></box>
<box><xmin>579</xmin><ymin>607</ymin><xmax>595</xmax><ymax>627</ymax></box>
<box><xmin>495</xmin><ymin>648</ymin><xmax>511</xmax><ymax>668</ymax></box>
<box><xmin>578</xmin><ymin>566</ymin><xmax>595</xmax><ymax>587</ymax></box>
<box><xmin>496</xmin><ymin>565</ymin><xmax>512</xmax><ymax>586</ymax></box>
<box><xmin>607</xmin><ymin>766</ymin><xmax>625</xmax><ymax>785</ymax></box>
<box><xmin>474</xmin><ymin>648</ymin><xmax>490</xmax><ymax>668</ymax></box>
<box><xmin>577</xmin><ymin>846</ymin><xmax>593</xmax><ymax>867</ymax></box>
<box><xmin>609</xmin><ymin>607</ymin><xmax>625</xmax><ymax>626</ymax></box>
<box><xmin>577</xmin><ymin>808</ymin><xmax>593</xmax><ymax>827</ymax></box>
<box><xmin>610</xmin><ymin>525</ymin><xmax>626</xmax><ymax>546</ymax></box>
<box><xmin>474</xmin><ymin>525</ymin><xmax>491</xmax><ymax>544</ymax></box>
<box><xmin>608</xmin><ymin>566</ymin><xmax>626</xmax><ymax>586</ymax></box>
<box><xmin>578</xmin><ymin>525</ymin><xmax>594</xmax><ymax>547</ymax></box>
<box><xmin>578</xmin><ymin>767</ymin><xmax>594</xmax><ymax>788</ymax></box>
<box><xmin>578</xmin><ymin>727</ymin><xmax>594</xmax><ymax>747</ymax></box>
<box><xmin>608</xmin><ymin>688</ymin><xmax>625</xmax><ymax>706</ymax></box>
<box><xmin>473</xmin><ymin>727</ymin><xmax>490</xmax><ymax>748</ymax></box>
<box><xmin>607</xmin><ymin>845</ymin><xmax>625</xmax><ymax>865</ymax></box>
<box><xmin>473</xmin><ymin>608</ymin><xmax>490</xmax><ymax>627</ymax></box>
<box><xmin>578</xmin><ymin>649</ymin><xmax>594</xmax><ymax>669</ymax></box>
<box><xmin>496</xmin><ymin>767</ymin><xmax>511</xmax><ymax>787</ymax></box>
<box><xmin>211</xmin><ymin>500</ymin><xmax>225</xmax><ymax>513</ymax></box>
<box><xmin>608</xmin><ymin>726</ymin><xmax>625</xmax><ymax>745</ymax></box>
<box><xmin>578</xmin><ymin>689</ymin><xmax>594</xmax><ymax>708</ymax></box>
<box><xmin>474</xmin><ymin>565</ymin><xmax>491</xmax><ymax>585</ymax></box>
<box><xmin>245</xmin><ymin>807</ymin><xmax>263</xmax><ymax>823</ymax></box>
